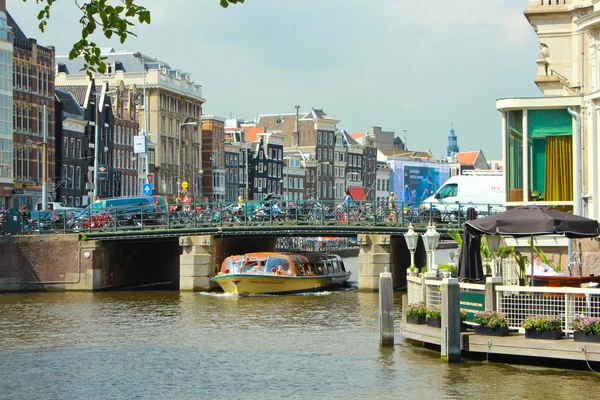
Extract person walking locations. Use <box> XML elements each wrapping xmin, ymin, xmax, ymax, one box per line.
<box><xmin>340</xmin><ymin>190</ymin><xmax>354</xmax><ymax>222</ymax></box>
<box><xmin>387</xmin><ymin>192</ymin><xmax>397</xmax><ymax>222</ymax></box>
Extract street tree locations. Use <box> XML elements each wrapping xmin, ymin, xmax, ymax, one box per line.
<box><xmin>24</xmin><ymin>0</ymin><xmax>245</xmax><ymax>77</ymax></box>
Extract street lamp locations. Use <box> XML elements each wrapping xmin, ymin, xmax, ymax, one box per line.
<box><xmin>404</xmin><ymin>223</ymin><xmax>418</xmax><ymax>268</ymax></box>
<box><xmin>283</xmin><ymin>157</ymin><xmax>292</xmax><ymax>202</ymax></box>
<box><xmin>486</xmin><ymin>234</ymin><xmax>502</xmax><ymax>277</ymax></box>
<box><xmin>422</xmin><ymin>224</ymin><xmax>440</xmax><ymax>276</ymax></box>
<box><xmin>316</xmin><ymin>161</ymin><xmax>329</xmax><ymax>202</ymax></box>
<box><xmin>245</xmin><ymin>142</ymin><xmax>250</xmax><ymax>201</ymax></box>
<box><xmin>132</xmin><ymin>52</ymin><xmax>150</xmax><ymax>185</ymax></box>
<box><xmin>178</xmin><ymin>121</ymin><xmax>198</xmax><ymax>199</ymax></box>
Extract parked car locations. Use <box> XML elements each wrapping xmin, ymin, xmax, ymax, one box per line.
<box><xmin>30</xmin><ymin>208</ymin><xmax>82</xmax><ymax>232</ymax></box>
<box><xmin>68</xmin><ymin>196</ymin><xmax>168</xmax><ymax>230</ymax></box>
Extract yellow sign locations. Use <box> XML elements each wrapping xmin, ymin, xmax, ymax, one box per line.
<box><xmin>181</xmin><ymin>181</ymin><xmax>188</xmax><ymax>189</ymax></box>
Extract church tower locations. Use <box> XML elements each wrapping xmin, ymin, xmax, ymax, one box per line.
<box><xmin>446</xmin><ymin>123</ymin><xmax>459</xmax><ymax>157</ymax></box>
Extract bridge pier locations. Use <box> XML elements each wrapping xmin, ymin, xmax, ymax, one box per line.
<box><xmin>357</xmin><ymin>234</ymin><xmax>406</xmax><ymax>291</ymax></box>
<box><xmin>179</xmin><ymin>235</ymin><xmax>221</xmax><ymax>291</ymax></box>
<box><xmin>179</xmin><ymin>235</ymin><xmax>278</xmax><ymax>291</ymax></box>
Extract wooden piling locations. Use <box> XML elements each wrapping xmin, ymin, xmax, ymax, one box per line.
<box><xmin>379</xmin><ymin>271</ymin><xmax>394</xmax><ymax>346</ymax></box>
<box><xmin>441</xmin><ymin>277</ymin><xmax>461</xmax><ymax>362</ymax></box>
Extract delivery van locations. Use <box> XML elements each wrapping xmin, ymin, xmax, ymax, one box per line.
<box><xmin>68</xmin><ymin>196</ymin><xmax>168</xmax><ymax>230</ymax></box>
<box><xmin>36</xmin><ymin>201</ymin><xmax>69</xmax><ymax>211</ymax></box>
<box><xmin>420</xmin><ymin>171</ymin><xmax>504</xmax><ymax>220</ymax></box>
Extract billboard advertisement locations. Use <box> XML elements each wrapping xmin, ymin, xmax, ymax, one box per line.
<box><xmin>133</xmin><ymin>135</ymin><xmax>146</xmax><ymax>154</ymax></box>
<box><xmin>389</xmin><ymin>160</ymin><xmax>450</xmax><ymax>203</ymax></box>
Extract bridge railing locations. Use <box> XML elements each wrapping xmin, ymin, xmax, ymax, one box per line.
<box><xmin>6</xmin><ymin>199</ymin><xmax>505</xmax><ymax>235</ymax></box>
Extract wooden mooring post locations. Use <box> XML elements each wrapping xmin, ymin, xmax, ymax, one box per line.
<box><xmin>379</xmin><ymin>271</ymin><xmax>394</xmax><ymax>346</ymax></box>
<box><xmin>441</xmin><ymin>277</ymin><xmax>461</xmax><ymax>362</ymax></box>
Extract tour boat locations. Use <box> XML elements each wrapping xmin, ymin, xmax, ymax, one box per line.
<box><xmin>211</xmin><ymin>252</ymin><xmax>352</xmax><ymax>295</ymax></box>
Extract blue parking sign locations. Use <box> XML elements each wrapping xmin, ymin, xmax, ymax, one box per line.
<box><xmin>142</xmin><ymin>183</ymin><xmax>153</xmax><ymax>195</ymax></box>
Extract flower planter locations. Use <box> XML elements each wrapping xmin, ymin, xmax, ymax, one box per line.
<box><xmin>573</xmin><ymin>331</ymin><xmax>600</xmax><ymax>343</ymax></box>
<box><xmin>525</xmin><ymin>329</ymin><xmax>563</xmax><ymax>340</ymax></box>
<box><xmin>474</xmin><ymin>325</ymin><xmax>509</xmax><ymax>337</ymax></box>
<box><xmin>426</xmin><ymin>317</ymin><xmax>441</xmax><ymax>328</ymax></box>
<box><xmin>406</xmin><ymin>315</ymin><xmax>426</xmax><ymax>325</ymax></box>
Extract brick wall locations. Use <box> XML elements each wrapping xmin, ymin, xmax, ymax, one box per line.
<box><xmin>0</xmin><ymin>234</ymin><xmax>92</xmax><ymax>285</ymax></box>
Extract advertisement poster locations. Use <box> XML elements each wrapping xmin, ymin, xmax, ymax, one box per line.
<box><xmin>389</xmin><ymin>161</ymin><xmax>450</xmax><ymax>203</ymax></box>
<box><xmin>133</xmin><ymin>135</ymin><xmax>146</xmax><ymax>154</ymax></box>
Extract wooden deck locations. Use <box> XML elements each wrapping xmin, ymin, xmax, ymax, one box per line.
<box><xmin>400</xmin><ymin>323</ymin><xmax>600</xmax><ymax>363</ymax></box>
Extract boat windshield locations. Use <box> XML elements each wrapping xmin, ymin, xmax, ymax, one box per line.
<box><xmin>224</xmin><ymin>256</ymin><xmax>245</xmax><ymax>273</ymax></box>
<box><xmin>266</xmin><ymin>256</ymin><xmax>291</xmax><ymax>274</ymax></box>
<box><xmin>241</xmin><ymin>259</ymin><xmax>267</xmax><ymax>274</ymax></box>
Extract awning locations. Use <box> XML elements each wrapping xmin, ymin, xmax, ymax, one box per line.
<box><xmin>348</xmin><ymin>187</ymin><xmax>367</xmax><ymax>201</ymax></box>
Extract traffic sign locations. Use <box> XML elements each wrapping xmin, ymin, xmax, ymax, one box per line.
<box><xmin>98</xmin><ymin>165</ymin><xmax>109</xmax><ymax>180</ymax></box>
<box><xmin>142</xmin><ymin>183</ymin><xmax>153</xmax><ymax>195</ymax></box>
<box><xmin>181</xmin><ymin>181</ymin><xmax>188</xmax><ymax>189</ymax></box>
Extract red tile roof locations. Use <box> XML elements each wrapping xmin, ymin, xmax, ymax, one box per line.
<box><xmin>349</xmin><ymin>132</ymin><xmax>367</xmax><ymax>139</ymax></box>
<box><xmin>456</xmin><ymin>151</ymin><xmax>480</xmax><ymax>165</ymax></box>
<box><xmin>245</xmin><ymin>127</ymin><xmax>265</xmax><ymax>142</ymax></box>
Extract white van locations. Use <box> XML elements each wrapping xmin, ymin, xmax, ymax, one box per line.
<box><xmin>36</xmin><ymin>201</ymin><xmax>68</xmax><ymax>211</ymax></box>
<box><xmin>421</xmin><ymin>171</ymin><xmax>504</xmax><ymax>219</ymax></box>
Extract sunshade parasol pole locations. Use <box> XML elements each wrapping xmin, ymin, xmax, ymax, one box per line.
<box><xmin>529</xmin><ymin>234</ymin><xmax>535</xmax><ymax>287</ymax></box>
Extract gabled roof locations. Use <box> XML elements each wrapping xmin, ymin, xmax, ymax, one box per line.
<box><xmin>6</xmin><ymin>12</ymin><xmax>28</xmax><ymax>42</ymax></box>
<box><xmin>245</xmin><ymin>126</ymin><xmax>265</xmax><ymax>142</ymax></box>
<box><xmin>257</xmin><ymin>114</ymin><xmax>297</xmax><ymax>138</ymax></box>
<box><xmin>300</xmin><ymin>108</ymin><xmax>328</xmax><ymax>121</ymax></box>
<box><xmin>456</xmin><ymin>151</ymin><xmax>481</xmax><ymax>165</ymax></box>
<box><xmin>379</xmin><ymin>149</ymin><xmax>435</xmax><ymax>158</ymax></box>
<box><xmin>349</xmin><ymin>132</ymin><xmax>367</xmax><ymax>139</ymax></box>
<box><xmin>55</xmin><ymin>89</ymin><xmax>84</xmax><ymax>117</ymax></box>
<box><xmin>57</xmin><ymin>85</ymin><xmax>89</xmax><ymax>107</ymax></box>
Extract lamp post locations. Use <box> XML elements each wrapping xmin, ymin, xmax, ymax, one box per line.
<box><xmin>486</xmin><ymin>234</ymin><xmax>502</xmax><ymax>277</ymax></box>
<box><xmin>404</xmin><ymin>223</ymin><xmax>418</xmax><ymax>268</ymax></box>
<box><xmin>283</xmin><ymin>157</ymin><xmax>291</xmax><ymax>202</ymax></box>
<box><xmin>316</xmin><ymin>161</ymin><xmax>329</xmax><ymax>202</ymax></box>
<box><xmin>422</xmin><ymin>224</ymin><xmax>440</xmax><ymax>276</ymax></box>
<box><xmin>92</xmin><ymin>91</ymin><xmax>101</xmax><ymax>202</ymax></box>
<box><xmin>178</xmin><ymin>121</ymin><xmax>198</xmax><ymax>200</ymax></box>
<box><xmin>133</xmin><ymin>52</ymin><xmax>150</xmax><ymax>185</ymax></box>
<box><xmin>245</xmin><ymin>142</ymin><xmax>250</xmax><ymax>201</ymax></box>
<box><xmin>41</xmin><ymin>105</ymin><xmax>48</xmax><ymax>211</ymax></box>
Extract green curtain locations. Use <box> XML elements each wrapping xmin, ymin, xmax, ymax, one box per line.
<box><xmin>544</xmin><ymin>136</ymin><xmax>572</xmax><ymax>201</ymax></box>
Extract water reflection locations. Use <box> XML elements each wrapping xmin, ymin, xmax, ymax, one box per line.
<box><xmin>1</xmin><ymin>257</ymin><xmax>600</xmax><ymax>399</ymax></box>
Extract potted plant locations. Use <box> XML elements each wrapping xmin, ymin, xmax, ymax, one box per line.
<box><xmin>426</xmin><ymin>305</ymin><xmax>442</xmax><ymax>328</ymax></box>
<box><xmin>407</xmin><ymin>265</ymin><xmax>418</xmax><ymax>277</ymax></box>
<box><xmin>405</xmin><ymin>303</ymin><xmax>427</xmax><ymax>324</ymax></box>
<box><xmin>522</xmin><ymin>315</ymin><xmax>563</xmax><ymax>340</ymax></box>
<box><xmin>572</xmin><ymin>315</ymin><xmax>600</xmax><ymax>343</ymax></box>
<box><xmin>473</xmin><ymin>310</ymin><xmax>509</xmax><ymax>336</ymax></box>
<box><xmin>438</xmin><ymin>263</ymin><xmax>456</xmax><ymax>278</ymax></box>
<box><xmin>513</xmin><ymin>252</ymin><xmax>527</xmax><ymax>286</ymax></box>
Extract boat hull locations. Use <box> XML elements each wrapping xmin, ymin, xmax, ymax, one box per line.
<box><xmin>211</xmin><ymin>273</ymin><xmax>351</xmax><ymax>295</ymax></box>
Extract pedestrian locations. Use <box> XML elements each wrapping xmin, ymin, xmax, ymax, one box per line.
<box><xmin>387</xmin><ymin>192</ymin><xmax>397</xmax><ymax>222</ymax></box>
<box><xmin>340</xmin><ymin>190</ymin><xmax>354</xmax><ymax>222</ymax></box>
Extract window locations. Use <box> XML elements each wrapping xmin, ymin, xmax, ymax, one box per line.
<box><xmin>76</xmin><ymin>167</ymin><xmax>81</xmax><ymax>189</ymax></box>
<box><xmin>318</xmin><ymin>132</ymin><xmax>322</xmax><ymax>144</ymax></box>
<box><xmin>437</xmin><ymin>184</ymin><xmax>458</xmax><ymax>199</ymax></box>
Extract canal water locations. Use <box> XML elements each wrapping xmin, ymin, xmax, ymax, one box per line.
<box><xmin>1</xmin><ymin>257</ymin><xmax>599</xmax><ymax>399</ymax></box>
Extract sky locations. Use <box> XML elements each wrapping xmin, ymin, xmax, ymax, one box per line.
<box><xmin>8</xmin><ymin>0</ymin><xmax>542</xmax><ymax>160</ymax></box>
